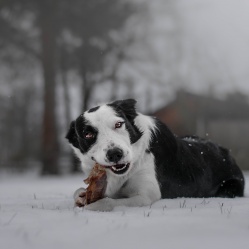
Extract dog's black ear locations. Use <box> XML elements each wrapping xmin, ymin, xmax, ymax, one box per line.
<box><xmin>65</xmin><ymin>121</ymin><xmax>80</xmax><ymax>149</ymax></box>
<box><xmin>108</xmin><ymin>99</ymin><xmax>138</xmax><ymax>120</ymax></box>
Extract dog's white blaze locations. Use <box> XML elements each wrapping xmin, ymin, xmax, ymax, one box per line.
<box><xmin>84</xmin><ymin>105</ymin><xmax>132</xmax><ymax>167</ymax></box>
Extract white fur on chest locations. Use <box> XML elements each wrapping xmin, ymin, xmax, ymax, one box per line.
<box><xmin>105</xmin><ymin>150</ymin><xmax>161</xmax><ymax>201</ymax></box>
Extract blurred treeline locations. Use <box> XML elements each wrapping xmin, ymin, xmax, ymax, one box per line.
<box><xmin>0</xmin><ymin>0</ymin><xmax>248</xmax><ymax>174</ymax></box>
<box><xmin>0</xmin><ymin>0</ymin><xmax>140</xmax><ymax>174</ymax></box>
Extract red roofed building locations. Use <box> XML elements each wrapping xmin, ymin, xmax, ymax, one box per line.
<box><xmin>152</xmin><ymin>90</ymin><xmax>249</xmax><ymax>170</ymax></box>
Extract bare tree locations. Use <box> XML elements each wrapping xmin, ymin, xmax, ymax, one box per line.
<box><xmin>38</xmin><ymin>0</ymin><xmax>60</xmax><ymax>175</ymax></box>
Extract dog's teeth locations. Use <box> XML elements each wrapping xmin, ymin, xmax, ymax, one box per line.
<box><xmin>111</xmin><ymin>164</ymin><xmax>127</xmax><ymax>172</ymax></box>
<box><xmin>120</xmin><ymin>165</ymin><xmax>126</xmax><ymax>170</ymax></box>
<box><xmin>110</xmin><ymin>164</ymin><xmax>129</xmax><ymax>173</ymax></box>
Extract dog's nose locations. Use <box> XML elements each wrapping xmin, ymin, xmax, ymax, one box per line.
<box><xmin>106</xmin><ymin>148</ymin><xmax>123</xmax><ymax>163</ymax></box>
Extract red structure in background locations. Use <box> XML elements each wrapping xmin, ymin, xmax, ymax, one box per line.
<box><xmin>152</xmin><ymin>90</ymin><xmax>249</xmax><ymax>170</ymax></box>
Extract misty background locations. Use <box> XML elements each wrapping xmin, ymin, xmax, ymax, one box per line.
<box><xmin>0</xmin><ymin>0</ymin><xmax>249</xmax><ymax>175</ymax></box>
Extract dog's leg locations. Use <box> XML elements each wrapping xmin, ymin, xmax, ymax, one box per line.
<box><xmin>74</xmin><ymin>187</ymin><xmax>86</xmax><ymax>207</ymax></box>
<box><xmin>84</xmin><ymin>169</ymin><xmax>161</xmax><ymax>211</ymax></box>
<box><xmin>84</xmin><ymin>197</ymin><xmax>115</xmax><ymax>211</ymax></box>
<box><xmin>84</xmin><ymin>195</ymin><xmax>158</xmax><ymax>212</ymax></box>
<box><xmin>74</xmin><ymin>187</ymin><xmax>155</xmax><ymax>210</ymax></box>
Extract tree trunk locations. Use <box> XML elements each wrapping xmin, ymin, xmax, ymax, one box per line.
<box><xmin>60</xmin><ymin>52</ymin><xmax>71</xmax><ymax>126</ymax></box>
<box><xmin>81</xmin><ymin>69</ymin><xmax>92</xmax><ymax>111</ymax></box>
<box><xmin>60</xmin><ymin>52</ymin><xmax>80</xmax><ymax>173</ymax></box>
<box><xmin>62</xmin><ymin>76</ymin><xmax>80</xmax><ymax>173</ymax></box>
<box><xmin>39</xmin><ymin>1</ymin><xmax>60</xmax><ymax>175</ymax></box>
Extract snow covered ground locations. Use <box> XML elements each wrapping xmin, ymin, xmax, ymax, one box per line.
<box><xmin>0</xmin><ymin>172</ymin><xmax>248</xmax><ymax>249</ymax></box>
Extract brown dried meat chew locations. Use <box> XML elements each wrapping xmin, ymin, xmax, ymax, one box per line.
<box><xmin>83</xmin><ymin>163</ymin><xmax>107</xmax><ymax>205</ymax></box>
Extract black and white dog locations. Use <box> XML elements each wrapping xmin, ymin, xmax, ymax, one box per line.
<box><xmin>66</xmin><ymin>99</ymin><xmax>244</xmax><ymax>211</ymax></box>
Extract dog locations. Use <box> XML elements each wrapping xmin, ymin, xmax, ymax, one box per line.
<box><xmin>66</xmin><ymin>99</ymin><xmax>245</xmax><ymax>211</ymax></box>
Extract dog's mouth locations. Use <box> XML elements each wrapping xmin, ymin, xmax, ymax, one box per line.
<box><xmin>104</xmin><ymin>163</ymin><xmax>130</xmax><ymax>175</ymax></box>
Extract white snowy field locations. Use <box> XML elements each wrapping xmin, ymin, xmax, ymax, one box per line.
<box><xmin>0</xmin><ymin>172</ymin><xmax>248</xmax><ymax>249</ymax></box>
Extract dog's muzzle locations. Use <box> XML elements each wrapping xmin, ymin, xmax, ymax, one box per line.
<box><xmin>104</xmin><ymin>148</ymin><xmax>130</xmax><ymax>174</ymax></box>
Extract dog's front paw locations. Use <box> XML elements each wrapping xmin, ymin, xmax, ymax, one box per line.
<box><xmin>85</xmin><ymin>197</ymin><xmax>115</xmax><ymax>212</ymax></box>
<box><xmin>74</xmin><ymin>188</ymin><xmax>87</xmax><ymax>207</ymax></box>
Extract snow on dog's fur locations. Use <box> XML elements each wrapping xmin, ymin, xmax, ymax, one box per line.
<box><xmin>66</xmin><ymin>99</ymin><xmax>245</xmax><ymax>211</ymax></box>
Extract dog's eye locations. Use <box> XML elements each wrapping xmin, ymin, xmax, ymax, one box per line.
<box><xmin>115</xmin><ymin>121</ymin><xmax>124</xmax><ymax>129</ymax></box>
<box><xmin>84</xmin><ymin>132</ymin><xmax>94</xmax><ymax>139</ymax></box>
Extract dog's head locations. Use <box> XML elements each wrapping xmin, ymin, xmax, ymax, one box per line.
<box><xmin>66</xmin><ymin>99</ymin><xmax>143</xmax><ymax>176</ymax></box>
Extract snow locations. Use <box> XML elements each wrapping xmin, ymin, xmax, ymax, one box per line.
<box><xmin>0</xmin><ymin>172</ymin><xmax>249</xmax><ymax>249</ymax></box>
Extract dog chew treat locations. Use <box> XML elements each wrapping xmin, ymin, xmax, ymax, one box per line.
<box><xmin>83</xmin><ymin>163</ymin><xmax>107</xmax><ymax>205</ymax></box>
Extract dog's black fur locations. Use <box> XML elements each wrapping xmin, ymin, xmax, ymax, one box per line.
<box><xmin>149</xmin><ymin>118</ymin><xmax>244</xmax><ymax>198</ymax></box>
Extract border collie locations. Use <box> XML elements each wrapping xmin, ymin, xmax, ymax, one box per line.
<box><xmin>66</xmin><ymin>99</ymin><xmax>244</xmax><ymax>211</ymax></box>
